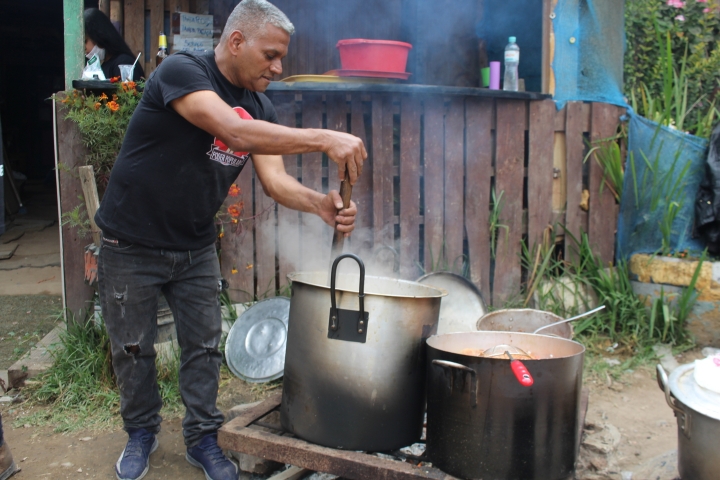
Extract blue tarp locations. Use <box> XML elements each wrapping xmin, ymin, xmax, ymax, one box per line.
<box><xmin>616</xmin><ymin>112</ymin><xmax>708</xmax><ymax>260</ymax></box>
<box><xmin>552</xmin><ymin>0</ymin><xmax>627</xmax><ymax>109</ymax></box>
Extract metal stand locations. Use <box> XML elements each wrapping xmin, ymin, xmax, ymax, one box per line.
<box><xmin>219</xmin><ymin>389</ymin><xmax>590</xmax><ymax>480</ymax></box>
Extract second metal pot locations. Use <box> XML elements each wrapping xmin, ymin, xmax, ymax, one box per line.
<box><xmin>280</xmin><ymin>254</ymin><xmax>444</xmax><ymax>451</ymax></box>
<box><xmin>426</xmin><ymin>331</ymin><xmax>585</xmax><ymax>480</ymax></box>
<box><xmin>657</xmin><ymin>363</ymin><xmax>720</xmax><ymax>480</ymax></box>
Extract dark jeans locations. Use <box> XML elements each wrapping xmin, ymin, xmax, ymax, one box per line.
<box><xmin>97</xmin><ymin>234</ymin><xmax>225</xmax><ymax>447</ymax></box>
<box><xmin>0</xmin><ymin>412</ymin><xmax>4</xmax><ymax>446</ymax></box>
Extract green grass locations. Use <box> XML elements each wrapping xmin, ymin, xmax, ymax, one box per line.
<box><xmin>16</xmin><ymin>314</ymin><xmax>184</xmax><ymax>432</ymax></box>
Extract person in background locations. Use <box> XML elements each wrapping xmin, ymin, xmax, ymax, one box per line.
<box><xmin>84</xmin><ymin>8</ymin><xmax>145</xmax><ymax>81</ymax></box>
<box><xmin>0</xmin><ymin>414</ymin><xmax>18</xmax><ymax>480</ymax></box>
<box><xmin>94</xmin><ymin>0</ymin><xmax>365</xmax><ymax>479</ymax></box>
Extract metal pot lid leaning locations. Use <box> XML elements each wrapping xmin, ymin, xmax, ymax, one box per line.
<box><xmin>225</xmin><ymin>297</ymin><xmax>290</xmax><ymax>383</ymax></box>
<box><xmin>668</xmin><ymin>362</ymin><xmax>720</xmax><ymax>421</ymax></box>
<box><xmin>416</xmin><ymin>272</ymin><xmax>487</xmax><ymax>334</ymax></box>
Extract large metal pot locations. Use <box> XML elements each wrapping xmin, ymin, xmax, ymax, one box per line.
<box><xmin>656</xmin><ymin>363</ymin><xmax>720</xmax><ymax>480</ymax></box>
<box><xmin>426</xmin><ymin>331</ymin><xmax>585</xmax><ymax>480</ymax></box>
<box><xmin>280</xmin><ymin>254</ymin><xmax>444</xmax><ymax>451</ymax></box>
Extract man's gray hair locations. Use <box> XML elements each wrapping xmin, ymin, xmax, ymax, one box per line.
<box><xmin>220</xmin><ymin>0</ymin><xmax>294</xmax><ymax>45</ymax></box>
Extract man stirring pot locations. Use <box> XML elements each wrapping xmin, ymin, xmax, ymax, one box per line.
<box><xmin>94</xmin><ymin>1</ymin><xmax>366</xmax><ymax>479</ymax></box>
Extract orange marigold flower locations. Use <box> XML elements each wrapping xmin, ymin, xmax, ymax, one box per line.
<box><xmin>231</xmin><ymin>266</ymin><xmax>239</xmax><ymax>274</ymax></box>
<box><xmin>112</xmin><ymin>94</ymin><xmax>118</xmax><ymax>101</ymax></box>
<box><xmin>121</xmin><ymin>81</ymin><xmax>137</xmax><ymax>92</ymax></box>
<box><xmin>107</xmin><ymin>101</ymin><xmax>120</xmax><ymax>112</ymax></box>
<box><xmin>110</xmin><ymin>76</ymin><xmax>121</xmax><ymax>83</ymax></box>
<box><xmin>228</xmin><ymin>184</ymin><xmax>241</xmax><ymax>197</ymax></box>
<box><xmin>94</xmin><ymin>102</ymin><xmax>101</xmax><ymax>110</ymax></box>
<box><xmin>227</xmin><ymin>204</ymin><xmax>242</xmax><ymax>217</ymax></box>
<box><xmin>99</xmin><ymin>92</ymin><xmax>108</xmax><ymax>100</ymax></box>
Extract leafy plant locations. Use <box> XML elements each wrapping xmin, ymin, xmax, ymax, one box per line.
<box><xmin>628</xmin><ymin>140</ymin><xmax>696</xmax><ymax>256</ymax></box>
<box><xmin>59</xmin><ymin>201</ymin><xmax>92</xmax><ymax>239</ymax></box>
<box><xmin>584</xmin><ymin>133</ymin><xmax>625</xmax><ymax>202</ymax></box>
<box><xmin>489</xmin><ymin>188</ymin><xmax>508</xmax><ymax>259</ymax></box>
<box><xmin>625</xmin><ymin>0</ymin><xmax>720</xmax><ymax>137</ymax></box>
<box><xmin>518</xmin><ymin>228</ymin><xmax>703</xmax><ymax>348</ymax></box>
<box><xmin>59</xmin><ymin>81</ymin><xmax>143</xmax><ymax>187</ymax></box>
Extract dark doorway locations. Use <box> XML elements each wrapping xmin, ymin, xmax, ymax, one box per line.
<box><xmin>0</xmin><ymin>0</ymin><xmax>65</xmax><ymax>227</ymax></box>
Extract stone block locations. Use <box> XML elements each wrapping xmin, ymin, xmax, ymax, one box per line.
<box><xmin>630</xmin><ymin>254</ymin><xmax>720</xmax><ymax>346</ymax></box>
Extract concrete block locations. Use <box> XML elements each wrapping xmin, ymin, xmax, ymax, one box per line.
<box><xmin>7</xmin><ymin>324</ymin><xmax>65</xmax><ymax>389</ymax></box>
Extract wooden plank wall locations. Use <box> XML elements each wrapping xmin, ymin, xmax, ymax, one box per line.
<box><xmin>121</xmin><ymin>0</ymin><xmax>208</xmax><ymax>78</ymax></box>
<box><xmin>221</xmin><ymin>94</ymin><xmax>624</xmax><ymax>306</ymax></box>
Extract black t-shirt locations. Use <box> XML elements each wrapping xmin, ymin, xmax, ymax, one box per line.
<box><xmin>102</xmin><ymin>53</ymin><xmax>145</xmax><ymax>81</ymax></box>
<box><xmin>95</xmin><ymin>51</ymin><xmax>279</xmax><ymax>250</ymax></box>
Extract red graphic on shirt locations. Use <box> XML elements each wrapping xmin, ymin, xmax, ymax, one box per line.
<box><xmin>207</xmin><ymin>107</ymin><xmax>253</xmax><ymax>167</ymax></box>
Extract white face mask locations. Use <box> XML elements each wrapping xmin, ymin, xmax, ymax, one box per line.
<box><xmin>86</xmin><ymin>44</ymin><xmax>106</xmax><ymax>62</ymax></box>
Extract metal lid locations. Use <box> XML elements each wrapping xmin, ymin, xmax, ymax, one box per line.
<box><xmin>416</xmin><ymin>272</ymin><xmax>487</xmax><ymax>334</ymax></box>
<box><xmin>668</xmin><ymin>362</ymin><xmax>720</xmax><ymax>421</ymax></box>
<box><xmin>225</xmin><ymin>297</ymin><xmax>290</xmax><ymax>383</ymax></box>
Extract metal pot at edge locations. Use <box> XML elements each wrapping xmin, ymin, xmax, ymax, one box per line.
<box><xmin>280</xmin><ymin>254</ymin><xmax>444</xmax><ymax>451</ymax></box>
<box><xmin>426</xmin><ymin>331</ymin><xmax>585</xmax><ymax>480</ymax></box>
<box><xmin>657</xmin><ymin>363</ymin><xmax>720</xmax><ymax>480</ymax></box>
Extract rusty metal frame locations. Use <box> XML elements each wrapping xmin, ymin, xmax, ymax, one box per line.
<box><xmin>219</xmin><ymin>389</ymin><xmax>590</xmax><ymax>480</ymax></box>
<box><xmin>217</xmin><ymin>393</ymin><xmax>459</xmax><ymax>480</ymax></box>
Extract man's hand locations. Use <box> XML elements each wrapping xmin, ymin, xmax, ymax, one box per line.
<box><xmin>318</xmin><ymin>190</ymin><xmax>357</xmax><ymax>236</ymax></box>
<box><xmin>322</xmin><ymin>131</ymin><xmax>367</xmax><ymax>186</ymax></box>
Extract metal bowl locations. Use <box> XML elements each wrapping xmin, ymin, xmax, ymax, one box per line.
<box><xmin>476</xmin><ymin>308</ymin><xmax>573</xmax><ymax>339</ymax></box>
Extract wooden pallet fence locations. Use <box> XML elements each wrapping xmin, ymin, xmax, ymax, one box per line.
<box><xmin>219</xmin><ymin>95</ymin><xmax>623</xmax><ymax>306</ymax></box>
<box><xmin>120</xmin><ymin>0</ymin><xmax>208</xmax><ymax>78</ymax></box>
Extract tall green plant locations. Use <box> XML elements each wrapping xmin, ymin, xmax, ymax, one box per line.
<box><xmin>584</xmin><ymin>133</ymin><xmax>625</xmax><ymax>202</ymax></box>
<box><xmin>521</xmin><ymin>229</ymin><xmax>703</xmax><ymax>347</ymax></box>
<box><xmin>626</xmin><ymin>0</ymin><xmax>720</xmax><ymax>138</ymax></box>
<box><xmin>489</xmin><ymin>188</ymin><xmax>508</xmax><ymax>259</ymax></box>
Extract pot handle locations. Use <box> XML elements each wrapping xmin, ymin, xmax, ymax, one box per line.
<box><xmin>432</xmin><ymin>360</ymin><xmax>478</xmax><ymax>408</ymax></box>
<box><xmin>656</xmin><ymin>364</ymin><xmax>691</xmax><ymax>438</ymax></box>
<box><xmin>329</xmin><ymin>253</ymin><xmax>366</xmax><ymax>335</ymax></box>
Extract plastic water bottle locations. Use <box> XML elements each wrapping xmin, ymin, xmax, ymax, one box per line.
<box><xmin>503</xmin><ymin>36</ymin><xmax>520</xmax><ymax>92</ymax></box>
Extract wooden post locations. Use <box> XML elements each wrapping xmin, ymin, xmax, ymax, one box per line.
<box><xmin>98</xmin><ymin>0</ymin><xmax>110</xmax><ymax>16</ymax></box>
<box><xmin>78</xmin><ymin>166</ymin><xmax>102</xmax><ymax>247</ymax></box>
<box><xmin>110</xmin><ymin>0</ymin><xmax>123</xmax><ymax>33</ymax></box>
<box><xmin>54</xmin><ymin>95</ymin><xmax>96</xmax><ymax>322</ymax></box>
<box><xmin>63</xmin><ymin>0</ymin><xmax>85</xmax><ymax>90</ymax></box>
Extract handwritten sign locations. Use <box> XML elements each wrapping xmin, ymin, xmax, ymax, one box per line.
<box><xmin>172</xmin><ymin>36</ymin><xmax>214</xmax><ymax>53</ymax></box>
<box><xmin>172</xmin><ymin>12</ymin><xmax>213</xmax><ymax>38</ymax></box>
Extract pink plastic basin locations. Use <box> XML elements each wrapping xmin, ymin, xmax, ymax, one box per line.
<box><xmin>336</xmin><ymin>39</ymin><xmax>412</xmax><ymax>73</ymax></box>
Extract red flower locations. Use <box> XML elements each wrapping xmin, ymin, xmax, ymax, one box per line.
<box><xmin>228</xmin><ymin>184</ymin><xmax>241</xmax><ymax>197</ymax></box>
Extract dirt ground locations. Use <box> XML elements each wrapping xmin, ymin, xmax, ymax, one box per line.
<box><xmin>0</xmin><ymin>184</ymin><xmax>699</xmax><ymax>480</ymax></box>
<box><xmin>0</xmin><ymin>295</ymin><xmax>61</xmax><ymax>370</ymax></box>
<box><xmin>1</xmin><ymin>350</ymin><xmax>702</xmax><ymax>480</ymax></box>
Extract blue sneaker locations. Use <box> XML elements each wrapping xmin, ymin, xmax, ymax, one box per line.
<box><xmin>186</xmin><ymin>433</ymin><xmax>238</xmax><ymax>480</ymax></box>
<box><xmin>115</xmin><ymin>428</ymin><xmax>158</xmax><ymax>480</ymax></box>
